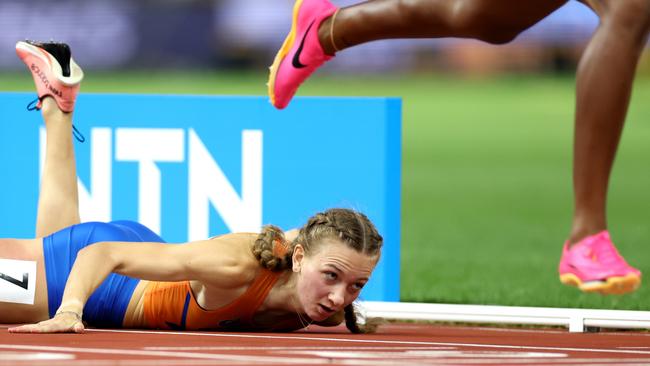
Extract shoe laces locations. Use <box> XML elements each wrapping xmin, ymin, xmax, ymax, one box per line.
<box><xmin>26</xmin><ymin>97</ymin><xmax>85</xmax><ymax>143</ymax></box>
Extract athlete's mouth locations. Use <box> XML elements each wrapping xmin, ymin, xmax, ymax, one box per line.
<box><xmin>319</xmin><ymin>304</ymin><xmax>334</xmax><ymax>314</ymax></box>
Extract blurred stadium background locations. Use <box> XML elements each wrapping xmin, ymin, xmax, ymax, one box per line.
<box><xmin>1</xmin><ymin>0</ymin><xmax>649</xmax><ymax>310</ymax></box>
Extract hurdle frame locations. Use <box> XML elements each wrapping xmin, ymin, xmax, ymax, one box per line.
<box><xmin>360</xmin><ymin>301</ymin><xmax>650</xmax><ymax>332</ymax></box>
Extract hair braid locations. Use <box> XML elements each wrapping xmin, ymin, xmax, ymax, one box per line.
<box><xmin>344</xmin><ymin>304</ymin><xmax>381</xmax><ymax>334</ymax></box>
<box><xmin>252</xmin><ymin>225</ymin><xmax>292</xmax><ymax>271</ymax></box>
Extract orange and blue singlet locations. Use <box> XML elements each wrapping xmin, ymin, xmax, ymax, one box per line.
<box><xmin>42</xmin><ymin>221</ymin><xmax>284</xmax><ymax>329</ymax></box>
<box><xmin>141</xmin><ymin>269</ymin><xmax>282</xmax><ymax>330</ymax></box>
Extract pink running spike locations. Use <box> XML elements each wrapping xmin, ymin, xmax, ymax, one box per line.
<box><xmin>268</xmin><ymin>0</ymin><xmax>338</xmax><ymax>109</ymax></box>
<box><xmin>15</xmin><ymin>41</ymin><xmax>84</xmax><ymax>113</ymax></box>
<box><xmin>559</xmin><ymin>231</ymin><xmax>641</xmax><ymax>295</ymax></box>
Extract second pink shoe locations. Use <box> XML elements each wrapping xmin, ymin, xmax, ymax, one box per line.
<box><xmin>268</xmin><ymin>0</ymin><xmax>338</xmax><ymax>109</ymax></box>
<box><xmin>558</xmin><ymin>231</ymin><xmax>641</xmax><ymax>295</ymax></box>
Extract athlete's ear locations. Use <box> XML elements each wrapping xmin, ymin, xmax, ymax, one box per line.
<box><xmin>292</xmin><ymin>244</ymin><xmax>304</xmax><ymax>272</ymax></box>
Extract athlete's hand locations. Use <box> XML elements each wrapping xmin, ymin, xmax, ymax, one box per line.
<box><xmin>8</xmin><ymin>311</ymin><xmax>85</xmax><ymax>334</ymax></box>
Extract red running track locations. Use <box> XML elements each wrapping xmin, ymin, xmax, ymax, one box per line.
<box><xmin>1</xmin><ymin>323</ymin><xmax>650</xmax><ymax>365</ymax></box>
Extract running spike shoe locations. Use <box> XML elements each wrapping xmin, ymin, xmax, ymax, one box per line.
<box><xmin>559</xmin><ymin>231</ymin><xmax>641</xmax><ymax>295</ymax></box>
<box><xmin>268</xmin><ymin>0</ymin><xmax>337</xmax><ymax>109</ymax></box>
<box><xmin>16</xmin><ymin>40</ymin><xmax>84</xmax><ymax>113</ymax></box>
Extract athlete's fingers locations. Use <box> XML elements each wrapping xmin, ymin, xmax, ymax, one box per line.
<box><xmin>7</xmin><ymin>323</ymin><xmax>41</xmax><ymax>333</ymax></box>
<box><xmin>8</xmin><ymin>323</ymin><xmax>44</xmax><ymax>333</ymax></box>
<box><xmin>8</xmin><ymin>318</ymin><xmax>83</xmax><ymax>334</ymax></box>
<box><xmin>7</xmin><ymin>324</ymin><xmax>27</xmax><ymax>333</ymax></box>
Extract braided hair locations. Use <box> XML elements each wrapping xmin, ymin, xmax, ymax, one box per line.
<box><xmin>252</xmin><ymin>208</ymin><xmax>383</xmax><ymax>333</ymax></box>
<box><xmin>252</xmin><ymin>224</ymin><xmax>291</xmax><ymax>271</ymax></box>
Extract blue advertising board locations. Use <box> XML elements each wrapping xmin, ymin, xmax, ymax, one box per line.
<box><xmin>0</xmin><ymin>93</ymin><xmax>401</xmax><ymax>301</ymax></box>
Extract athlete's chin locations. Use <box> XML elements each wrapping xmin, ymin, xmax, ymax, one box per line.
<box><xmin>308</xmin><ymin>304</ymin><xmax>336</xmax><ymax>321</ymax></box>
<box><xmin>308</xmin><ymin>312</ymin><xmax>328</xmax><ymax>322</ymax></box>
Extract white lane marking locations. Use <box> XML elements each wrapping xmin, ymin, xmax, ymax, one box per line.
<box><xmin>383</xmin><ymin>325</ymin><xmax>650</xmax><ymax>338</ymax></box>
<box><xmin>287</xmin><ymin>350</ymin><xmax>567</xmax><ymax>359</ymax></box>
<box><xmin>5</xmin><ymin>357</ymin><xmax>649</xmax><ymax>366</ymax></box>
<box><xmin>1</xmin><ymin>349</ymin><xmax>648</xmax><ymax>365</ymax></box>
<box><xmin>0</xmin><ymin>360</ymin><xmax>262</xmax><ymax>366</ymax></box>
<box><xmin>0</xmin><ymin>344</ymin><xmax>326</xmax><ymax>365</ymax></box>
<box><xmin>86</xmin><ymin>329</ymin><xmax>650</xmax><ymax>356</ymax></box>
<box><xmin>142</xmin><ymin>347</ymin><xmax>650</xmax><ymax>366</ymax></box>
<box><xmin>0</xmin><ymin>358</ymin><xmax>258</xmax><ymax>366</ymax></box>
<box><xmin>0</xmin><ymin>351</ymin><xmax>74</xmax><ymax>361</ymax></box>
<box><xmin>143</xmin><ymin>346</ymin><xmax>457</xmax><ymax>351</ymax></box>
<box><xmin>427</xmin><ymin>358</ymin><xmax>650</xmax><ymax>366</ymax></box>
<box><xmin>346</xmin><ymin>359</ymin><xmax>650</xmax><ymax>365</ymax></box>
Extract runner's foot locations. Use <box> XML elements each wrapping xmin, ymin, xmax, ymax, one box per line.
<box><xmin>268</xmin><ymin>0</ymin><xmax>337</xmax><ymax>109</ymax></box>
<box><xmin>559</xmin><ymin>231</ymin><xmax>641</xmax><ymax>295</ymax></box>
<box><xmin>16</xmin><ymin>40</ymin><xmax>84</xmax><ymax>113</ymax></box>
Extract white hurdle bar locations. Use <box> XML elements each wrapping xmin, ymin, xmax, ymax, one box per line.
<box><xmin>359</xmin><ymin>301</ymin><xmax>650</xmax><ymax>333</ymax></box>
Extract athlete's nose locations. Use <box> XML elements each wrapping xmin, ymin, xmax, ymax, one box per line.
<box><xmin>328</xmin><ymin>285</ymin><xmax>345</xmax><ymax>308</ymax></box>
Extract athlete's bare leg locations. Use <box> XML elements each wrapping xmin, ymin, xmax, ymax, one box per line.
<box><xmin>0</xmin><ymin>98</ymin><xmax>74</xmax><ymax>323</ymax></box>
<box><xmin>269</xmin><ymin>0</ymin><xmax>568</xmax><ymax>107</ymax></box>
<box><xmin>317</xmin><ymin>0</ymin><xmax>649</xmax><ymax>243</ymax></box>
<box><xmin>318</xmin><ymin>0</ymin><xmax>568</xmax><ymax>55</ymax></box>
<box><xmin>35</xmin><ymin>97</ymin><xmax>81</xmax><ymax>237</ymax></box>
<box><xmin>560</xmin><ymin>0</ymin><xmax>649</xmax><ymax>292</ymax></box>
<box><xmin>568</xmin><ymin>0</ymin><xmax>650</xmax><ymax>244</ymax></box>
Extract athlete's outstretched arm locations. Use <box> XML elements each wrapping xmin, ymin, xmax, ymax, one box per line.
<box><xmin>8</xmin><ymin>237</ymin><xmax>253</xmax><ymax>333</ymax></box>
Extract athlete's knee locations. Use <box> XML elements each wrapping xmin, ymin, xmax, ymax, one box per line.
<box><xmin>391</xmin><ymin>0</ymin><xmax>521</xmax><ymax>44</ymax></box>
<box><xmin>599</xmin><ymin>0</ymin><xmax>650</xmax><ymax>39</ymax></box>
<box><xmin>448</xmin><ymin>0</ymin><xmax>523</xmax><ymax>45</ymax></box>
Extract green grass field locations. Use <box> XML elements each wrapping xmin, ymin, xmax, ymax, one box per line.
<box><xmin>2</xmin><ymin>70</ymin><xmax>649</xmax><ymax>310</ymax></box>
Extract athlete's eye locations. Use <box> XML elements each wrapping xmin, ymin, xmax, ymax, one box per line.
<box><xmin>351</xmin><ymin>282</ymin><xmax>365</xmax><ymax>291</ymax></box>
<box><xmin>324</xmin><ymin>271</ymin><xmax>337</xmax><ymax>281</ymax></box>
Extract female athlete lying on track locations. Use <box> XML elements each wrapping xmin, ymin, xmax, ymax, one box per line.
<box><xmin>2</xmin><ymin>41</ymin><xmax>382</xmax><ymax>334</ymax></box>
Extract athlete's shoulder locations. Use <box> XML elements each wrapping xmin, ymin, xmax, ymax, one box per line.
<box><xmin>193</xmin><ymin>233</ymin><xmax>260</xmax><ymax>287</ymax></box>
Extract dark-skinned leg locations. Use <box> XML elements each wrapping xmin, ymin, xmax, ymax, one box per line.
<box><xmin>316</xmin><ymin>0</ymin><xmax>649</xmax><ymax>247</ymax></box>
<box><xmin>557</xmin><ymin>0</ymin><xmax>648</xmax><ymax>294</ymax></box>
<box><xmin>319</xmin><ymin>0</ymin><xmax>568</xmax><ymax>54</ymax></box>
<box><xmin>269</xmin><ymin>0</ymin><xmax>568</xmax><ymax>108</ymax></box>
<box><xmin>569</xmin><ymin>0</ymin><xmax>650</xmax><ymax>244</ymax></box>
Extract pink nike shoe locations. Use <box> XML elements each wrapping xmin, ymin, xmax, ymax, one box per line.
<box><xmin>16</xmin><ymin>40</ymin><xmax>84</xmax><ymax>113</ymax></box>
<box><xmin>559</xmin><ymin>231</ymin><xmax>641</xmax><ymax>295</ymax></box>
<box><xmin>268</xmin><ymin>0</ymin><xmax>337</xmax><ymax>109</ymax></box>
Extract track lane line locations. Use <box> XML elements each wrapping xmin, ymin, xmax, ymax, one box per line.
<box><xmin>0</xmin><ymin>344</ymin><xmax>328</xmax><ymax>364</ymax></box>
<box><xmin>85</xmin><ymin>329</ymin><xmax>650</xmax><ymax>356</ymax></box>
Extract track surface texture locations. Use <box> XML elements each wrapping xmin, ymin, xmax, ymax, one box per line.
<box><xmin>1</xmin><ymin>323</ymin><xmax>650</xmax><ymax>365</ymax></box>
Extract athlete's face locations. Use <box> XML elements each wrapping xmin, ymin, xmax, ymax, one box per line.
<box><xmin>293</xmin><ymin>239</ymin><xmax>379</xmax><ymax>322</ymax></box>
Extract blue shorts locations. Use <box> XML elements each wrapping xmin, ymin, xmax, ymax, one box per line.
<box><xmin>42</xmin><ymin>220</ymin><xmax>165</xmax><ymax>327</ymax></box>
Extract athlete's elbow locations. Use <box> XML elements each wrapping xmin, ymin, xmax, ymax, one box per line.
<box><xmin>77</xmin><ymin>242</ymin><xmax>120</xmax><ymax>271</ymax></box>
